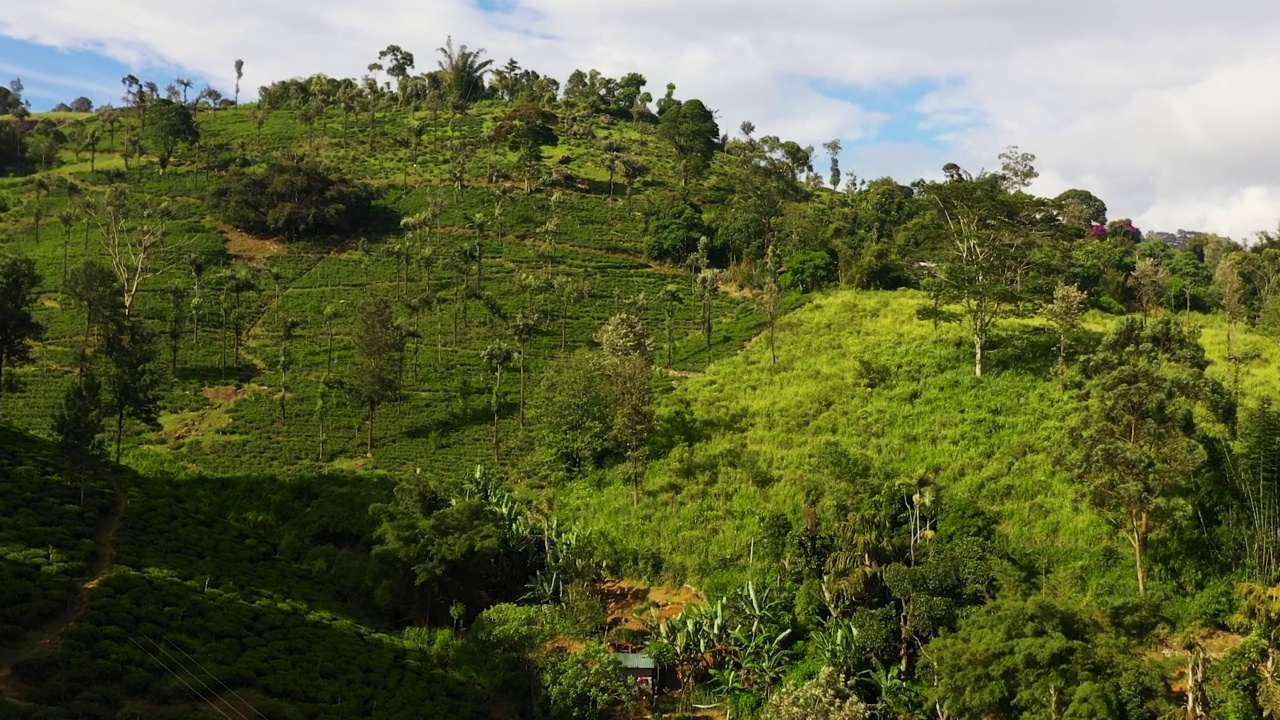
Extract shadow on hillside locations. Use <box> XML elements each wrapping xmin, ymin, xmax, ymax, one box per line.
<box><xmin>404</xmin><ymin>400</ymin><xmax>504</xmax><ymax>440</ymax></box>
<box><xmin>987</xmin><ymin>327</ymin><xmax>1060</xmax><ymax>377</ymax></box>
<box><xmin>11</xmin><ymin>567</ymin><xmax>523</xmax><ymax>718</ymax></box>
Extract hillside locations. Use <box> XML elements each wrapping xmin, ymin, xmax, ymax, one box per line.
<box><xmin>4</xmin><ymin>55</ymin><xmax>1280</xmax><ymax>719</ymax></box>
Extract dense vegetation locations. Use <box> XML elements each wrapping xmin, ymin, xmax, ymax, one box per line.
<box><xmin>3</xmin><ymin>39</ymin><xmax>1280</xmax><ymax>720</ymax></box>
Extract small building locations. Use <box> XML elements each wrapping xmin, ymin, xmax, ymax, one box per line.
<box><xmin>614</xmin><ymin>653</ymin><xmax>657</xmax><ymax>693</ymax></box>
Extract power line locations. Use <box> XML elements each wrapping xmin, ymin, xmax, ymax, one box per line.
<box><xmin>130</xmin><ymin>637</ymin><xmax>234</xmax><ymax>720</ymax></box>
<box><xmin>151</xmin><ymin>637</ymin><xmax>249</xmax><ymax>720</ymax></box>
<box><xmin>162</xmin><ymin>634</ymin><xmax>267</xmax><ymax>720</ymax></box>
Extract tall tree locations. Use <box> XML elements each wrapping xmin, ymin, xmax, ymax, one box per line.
<box><xmin>52</xmin><ymin>368</ymin><xmax>105</xmax><ymax>504</ymax></box>
<box><xmin>0</xmin><ymin>254</ymin><xmax>44</xmax><ymax>419</ymax></box>
<box><xmin>657</xmin><ymin>98</ymin><xmax>719</xmax><ymax>187</ymax></box>
<box><xmin>436</xmin><ymin>36</ymin><xmax>493</xmax><ymax>111</ymax></box>
<box><xmin>1045</xmin><ymin>283</ymin><xmax>1088</xmax><ymax>372</ymax></box>
<box><xmin>233</xmin><ymin>59</ymin><xmax>245</xmax><ymax>105</ymax></box>
<box><xmin>1129</xmin><ymin>257</ymin><xmax>1170</xmax><ymax>318</ymax></box>
<box><xmin>1215</xmin><ymin>255</ymin><xmax>1246</xmax><ymax>394</ymax></box>
<box><xmin>659</xmin><ymin>284</ymin><xmax>683</xmax><ymax>369</ymax></box>
<box><xmin>89</xmin><ymin>186</ymin><xmax>177</xmax><ymax>318</ymax></box>
<box><xmin>1065</xmin><ymin>318</ymin><xmax>1221</xmax><ymax>596</ymax></box>
<box><xmin>347</xmin><ymin>295</ymin><xmax>402</xmax><ymax>454</ymax></box>
<box><xmin>922</xmin><ymin>173</ymin><xmax>1052</xmax><ymax>377</ymax></box>
<box><xmin>696</xmin><ymin>269</ymin><xmax>721</xmax><ymax>363</ymax></box>
<box><xmin>65</xmin><ymin>260</ymin><xmax>120</xmax><ymax>356</ymax></box>
<box><xmin>823</xmin><ymin>139</ymin><xmax>843</xmax><ymax>190</ymax></box>
<box><xmin>997</xmin><ymin>145</ymin><xmax>1039</xmax><ymax>192</ymax></box>
<box><xmin>101</xmin><ymin>317</ymin><xmax>159</xmax><ymax>464</ymax></box>
<box><xmin>145</xmin><ymin>100</ymin><xmax>199</xmax><ymax>173</ymax></box>
<box><xmin>492</xmin><ymin>101</ymin><xmax>558</xmax><ymax>193</ymax></box>
<box><xmin>165</xmin><ymin>284</ymin><xmax>188</xmax><ymax>375</ymax></box>
<box><xmin>56</xmin><ymin>208</ymin><xmax>76</xmax><ymax>285</ymax></box>
<box><xmin>277</xmin><ymin>316</ymin><xmax>300</xmax><ymax>424</ymax></box>
<box><xmin>481</xmin><ymin>343</ymin><xmax>514</xmax><ymax>463</ymax></box>
<box><xmin>511</xmin><ymin>312</ymin><xmax>538</xmax><ymax>428</ymax></box>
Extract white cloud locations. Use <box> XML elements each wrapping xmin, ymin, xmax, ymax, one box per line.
<box><xmin>4</xmin><ymin>0</ymin><xmax>1278</xmax><ymax>239</ymax></box>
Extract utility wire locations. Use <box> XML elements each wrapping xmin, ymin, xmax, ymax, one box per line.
<box><xmin>131</xmin><ymin>637</ymin><xmax>234</xmax><ymax>720</ymax></box>
<box><xmin>151</xmin><ymin>637</ymin><xmax>249</xmax><ymax>720</ymax></box>
<box><xmin>162</xmin><ymin>634</ymin><xmax>268</xmax><ymax>720</ymax></box>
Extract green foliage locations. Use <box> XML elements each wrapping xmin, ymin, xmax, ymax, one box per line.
<box><xmin>143</xmin><ymin>99</ymin><xmax>199</xmax><ymax>172</ymax></box>
<box><xmin>0</xmin><ymin>253</ymin><xmax>44</xmax><ymax>415</ymax></box>
<box><xmin>541</xmin><ymin>644</ymin><xmax>636</xmax><ymax>720</ymax></box>
<box><xmin>208</xmin><ymin>158</ymin><xmax>373</xmax><ymax>239</ymax></box>
<box><xmin>780</xmin><ymin>250</ymin><xmax>836</xmax><ymax>292</ymax></box>
<box><xmin>643</xmin><ymin>197</ymin><xmax>703</xmax><ymax>263</ymax></box>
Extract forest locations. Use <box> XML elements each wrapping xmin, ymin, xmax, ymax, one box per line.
<box><xmin>2</xmin><ymin>36</ymin><xmax>1280</xmax><ymax>720</ymax></box>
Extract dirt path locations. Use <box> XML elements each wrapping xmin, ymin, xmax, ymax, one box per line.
<box><xmin>0</xmin><ymin>475</ymin><xmax>127</xmax><ymax>704</ymax></box>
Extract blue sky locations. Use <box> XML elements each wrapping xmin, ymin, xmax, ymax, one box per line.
<box><xmin>0</xmin><ymin>35</ymin><xmax>208</xmax><ymax>110</ymax></box>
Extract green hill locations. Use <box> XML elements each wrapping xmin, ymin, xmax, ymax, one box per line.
<box><xmin>3</xmin><ymin>57</ymin><xmax>1280</xmax><ymax>719</ymax></box>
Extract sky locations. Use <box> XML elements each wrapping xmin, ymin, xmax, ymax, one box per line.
<box><xmin>2</xmin><ymin>0</ymin><xmax>1278</xmax><ymax>241</ymax></box>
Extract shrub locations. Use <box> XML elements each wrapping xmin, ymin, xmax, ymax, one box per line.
<box><xmin>208</xmin><ymin>158</ymin><xmax>374</xmax><ymax>240</ymax></box>
<box><xmin>781</xmin><ymin>250</ymin><xmax>836</xmax><ymax>292</ymax></box>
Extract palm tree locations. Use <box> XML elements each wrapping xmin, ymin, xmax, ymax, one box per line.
<box><xmin>659</xmin><ymin>285</ymin><xmax>683</xmax><ymax>369</ymax></box>
<box><xmin>30</xmin><ymin>177</ymin><xmax>51</xmax><ymax>245</ymax></box>
<box><xmin>481</xmin><ymin>343</ymin><xmax>514</xmax><ymax>463</ymax></box>
<box><xmin>176</xmin><ymin>77</ymin><xmax>193</xmax><ymax>106</ymax></box>
<box><xmin>56</xmin><ymin>208</ymin><xmax>76</xmax><ymax>285</ymax></box>
<box><xmin>465</xmin><ymin>212</ymin><xmax>488</xmax><ymax>287</ymax></box>
<box><xmin>510</xmin><ymin>312</ymin><xmax>538</xmax><ymax>427</ymax></box>
<box><xmin>436</xmin><ymin>36</ymin><xmax>494</xmax><ymax>111</ymax></box>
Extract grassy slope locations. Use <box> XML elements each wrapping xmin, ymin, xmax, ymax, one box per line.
<box><xmin>0</xmin><ymin>104</ymin><xmax>766</xmax><ymax>481</ymax></box>
<box><xmin>558</xmin><ymin>290</ymin><xmax>1280</xmax><ymax>596</ymax></box>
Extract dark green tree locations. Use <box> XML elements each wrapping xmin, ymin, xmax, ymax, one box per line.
<box><xmin>1065</xmin><ymin>318</ymin><xmax>1223</xmax><ymax>595</ymax></box>
<box><xmin>0</xmin><ymin>254</ymin><xmax>44</xmax><ymax>419</ymax></box>
<box><xmin>347</xmin><ymin>295</ymin><xmax>403</xmax><ymax>454</ymax></box>
<box><xmin>481</xmin><ymin>343</ymin><xmax>514</xmax><ymax>463</ymax></box>
<box><xmin>145</xmin><ymin>99</ymin><xmax>199</xmax><ymax>172</ymax></box>
<box><xmin>657</xmin><ymin>98</ymin><xmax>719</xmax><ymax>187</ymax></box>
<box><xmin>102</xmin><ymin>318</ymin><xmax>160</xmax><ymax>464</ymax></box>
<box><xmin>52</xmin><ymin>368</ymin><xmax>105</xmax><ymax>504</ymax></box>
<box><xmin>492</xmin><ymin>101</ymin><xmax>559</xmax><ymax>193</ymax></box>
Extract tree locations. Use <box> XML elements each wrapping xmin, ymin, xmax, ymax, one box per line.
<box><xmin>0</xmin><ymin>254</ymin><xmax>44</xmax><ymax>419</ymax></box>
<box><xmin>30</xmin><ymin>177</ymin><xmax>50</xmax><ymax>245</ymax></box>
<box><xmin>88</xmin><ymin>186</ymin><xmax>177</xmax><ymax>319</ymax></box>
<box><xmin>765</xmin><ymin>667</ymin><xmax>869</xmax><ymax>720</ymax></box>
<box><xmin>81</xmin><ymin>126</ymin><xmax>100</xmax><ymax>172</ymax></box>
<box><xmin>277</xmin><ymin>316</ymin><xmax>300</xmax><ymax>424</ymax></box>
<box><xmin>65</xmin><ymin>260</ymin><xmax>121</xmax><ymax>356</ymax></box>
<box><xmin>492</xmin><ymin>102</ymin><xmax>559</xmax><ymax>193</ymax></box>
<box><xmin>659</xmin><ymin>284</ymin><xmax>683</xmax><ymax>369</ymax></box>
<box><xmin>481</xmin><ymin>343</ymin><xmax>514</xmax><ymax>463</ymax></box>
<box><xmin>436</xmin><ymin>36</ymin><xmax>493</xmax><ymax>111</ymax></box>
<box><xmin>208</xmin><ymin>158</ymin><xmax>373</xmax><ymax>240</ymax></box>
<box><xmin>99</xmin><ymin>106</ymin><xmax>121</xmax><ymax>150</ymax></box>
<box><xmin>596</xmin><ymin>313</ymin><xmax>656</xmax><ymax>503</ymax></box>
<box><xmin>165</xmin><ymin>284</ymin><xmax>187</xmax><ymax>374</ymax></box>
<box><xmin>1129</xmin><ymin>257</ymin><xmax>1170</xmax><ymax>318</ymax></box>
<box><xmin>1216</xmin><ymin>255</ymin><xmax>1246</xmax><ymax>393</ymax></box>
<box><xmin>696</xmin><ymin>269</ymin><xmax>721</xmax><ymax>363</ymax></box>
<box><xmin>234</xmin><ymin>59</ymin><xmax>245</xmax><ymax>105</ymax></box>
<box><xmin>56</xmin><ymin>208</ymin><xmax>76</xmax><ymax>284</ymax></box>
<box><xmin>759</xmin><ymin>247</ymin><xmax>784</xmax><ymax>365</ymax></box>
<box><xmin>1065</xmin><ymin>318</ymin><xmax>1220</xmax><ymax>595</ymax></box>
<box><xmin>511</xmin><ymin>312</ymin><xmax>538</xmax><ymax>428</ymax></box>
<box><xmin>371</xmin><ymin>476</ymin><xmax>507</xmax><ymax>626</ymax></box>
<box><xmin>600</xmin><ymin>140</ymin><xmax>626</xmax><ymax>197</ymax></box>
<box><xmin>145</xmin><ymin>100</ymin><xmax>199</xmax><ymax>172</ymax></box>
<box><xmin>347</xmin><ymin>295</ymin><xmax>402</xmax><ymax>454</ymax></box>
<box><xmin>1055</xmin><ymin>189</ymin><xmax>1108</xmax><ymax>230</ymax></box>
<box><xmin>52</xmin><ymin>368</ymin><xmax>105</xmax><ymax>504</ymax></box>
<box><xmin>101</xmin><ymin>318</ymin><xmax>160</xmax><ymax>464</ymax></box>
<box><xmin>997</xmin><ymin>145</ymin><xmax>1038</xmax><ymax>192</ymax></box>
<box><xmin>657</xmin><ymin>98</ymin><xmax>719</xmax><ymax>187</ymax></box>
<box><xmin>922</xmin><ymin>174</ymin><xmax>1051</xmax><ymax>377</ymax></box>
<box><xmin>1045</xmin><ymin>283</ymin><xmax>1088</xmax><ymax>370</ymax></box>
<box><xmin>620</xmin><ymin>157</ymin><xmax>650</xmax><ymax>198</ymax></box>
<box><xmin>823</xmin><ymin>139</ymin><xmax>843</xmax><ymax>190</ymax></box>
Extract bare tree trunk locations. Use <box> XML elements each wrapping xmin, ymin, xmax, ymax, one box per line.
<box><xmin>367</xmin><ymin>403</ymin><xmax>376</xmax><ymax>455</ymax></box>
<box><xmin>115</xmin><ymin>408</ymin><xmax>125</xmax><ymax>464</ymax></box>
<box><xmin>973</xmin><ymin>332</ymin><xmax>984</xmax><ymax>378</ymax></box>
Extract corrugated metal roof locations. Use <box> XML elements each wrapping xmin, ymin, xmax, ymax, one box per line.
<box><xmin>614</xmin><ymin>653</ymin><xmax>656</xmax><ymax>670</ymax></box>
